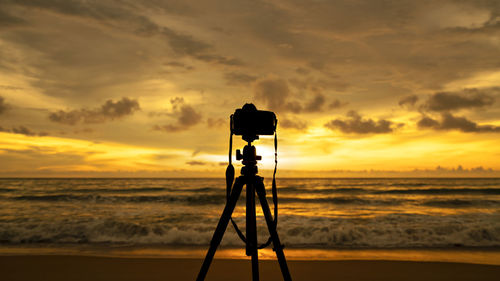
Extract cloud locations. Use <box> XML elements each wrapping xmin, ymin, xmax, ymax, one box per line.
<box><xmin>423</xmin><ymin>88</ymin><xmax>496</xmax><ymax>112</ymax></box>
<box><xmin>161</xmin><ymin>27</ymin><xmax>211</xmax><ymax>55</ymax></box>
<box><xmin>295</xmin><ymin>67</ymin><xmax>310</xmax><ymax>75</ymax></box>
<box><xmin>410</xmin><ymin>88</ymin><xmax>500</xmax><ymax>133</ymax></box>
<box><xmin>280</xmin><ymin>118</ymin><xmax>308</xmax><ymax>130</ymax></box>
<box><xmin>194</xmin><ymin>54</ymin><xmax>243</xmax><ymax>66</ymax></box>
<box><xmin>304</xmin><ymin>94</ymin><xmax>325</xmax><ymax>112</ymax></box>
<box><xmin>0</xmin><ymin>125</ymin><xmax>48</xmax><ymax>136</ymax></box>
<box><xmin>254</xmin><ymin>75</ymin><xmax>293</xmax><ymax>112</ymax></box>
<box><xmin>163</xmin><ymin>61</ymin><xmax>193</xmax><ymax>70</ymax></box>
<box><xmin>160</xmin><ymin>28</ymin><xmax>243</xmax><ymax>65</ymax></box>
<box><xmin>399</xmin><ymin>95</ymin><xmax>419</xmax><ymax>107</ymax></box>
<box><xmin>185</xmin><ymin>160</ymin><xmax>207</xmax><ymax>166</ymax></box>
<box><xmin>207</xmin><ymin>117</ymin><xmax>226</xmax><ymax>128</ymax></box>
<box><xmin>0</xmin><ymin>6</ymin><xmax>25</xmax><ymax>28</ymax></box>
<box><xmin>153</xmin><ymin>98</ymin><xmax>202</xmax><ymax>132</ymax></box>
<box><xmin>417</xmin><ymin>113</ymin><xmax>500</xmax><ymax>133</ymax></box>
<box><xmin>0</xmin><ymin>96</ymin><xmax>8</xmax><ymax>114</ymax></box>
<box><xmin>224</xmin><ymin>72</ymin><xmax>258</xmax><ymax>86</ymax></box>
<box><xmin>254</xmin><ymin>75</ymin><xmax>349</xmax><ymax>114</ymax></box>
<box><xmin>49</xmin><ymin>97</ymin><xmax>140</xmax><ymax>125</ymax></box>
<box><xmin>329</xmin><ymin>99</ymin><xmax>348</xmax><ymax>109</ymax></box>
<box><xmin>416</xmin><ymin>116</ymin><xmax>440</xmax><ymax>129</ymax></box>
<box><xmin>0</xmin><ymin>0</ymin><xmax>242</xmax><ymax>102</ymax></box>
<box><xmin>254</xmin><ymin>76</ymin><xmax>343</xmax><ymax>114</ymax></box>
<box><xmin>4</xmin><ymin>1</ymin><xmax>229</xmax><ymax>67</ymax></box>
<box><xmin>325</xmin><ymin>111</ymin><xmax>398</xmax><ymax>134</ymax></box>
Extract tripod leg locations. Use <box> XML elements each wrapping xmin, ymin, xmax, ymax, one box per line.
<box><xmin>246</xmin><ymin>180</ymin><xmax>259</xmax><ymax>281</ymax></box>
<box><xmin>196</xmin><ymin>177</ymin><xmax>245</xmax><ymax>281</ymax></box>
<box><xmin>254</xmin><ymin>178</ymin><xmax>292</xmax><ymax>281</ymax></box>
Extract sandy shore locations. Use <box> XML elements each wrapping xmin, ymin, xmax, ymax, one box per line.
<box><xmin>1</xmin><ymin>255</ymin><xmax>500</xmax><ymax>281</ymax></box>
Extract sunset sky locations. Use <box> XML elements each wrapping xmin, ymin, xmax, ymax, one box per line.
<box><xmin>0</xmin><ymin>0</ymin><xmax>499</xmax><ymax>177</ymax></box>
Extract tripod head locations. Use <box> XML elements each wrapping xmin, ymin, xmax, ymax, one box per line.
<box><xmin>236</xmin><ymin>142</ymin><xmax>261</xmax><ymax>176</ymax></box>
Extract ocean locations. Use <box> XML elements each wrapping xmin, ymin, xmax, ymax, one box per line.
<box><xmin>1</xmin><ymin>178</ymin><xmax>499</xmax><ymax>262</ymax></box>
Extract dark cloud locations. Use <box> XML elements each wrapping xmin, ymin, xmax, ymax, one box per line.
<box><xmin>0</xmin><ymin>6</ymin><xmax>25</xmax><ymax>28</ymax></box>
<box><xmin>254</xmin><ymin>75</ymin><xmax>293</xmax><ymax>112</ymax></box>
<box><xmin>100</xmin><ymin>98</ymin><xmax>140</xmax><ymax>118</ymax></box>
<box><xmin>288</xmin><ymin>76</ymin><xmax>350</xmax><ymax>94</ymax></box>
<box><xmin>0</xmin><ymin>125</ymin><xmax>48</xmax><ymax>136</ymax></box>
<box><xmin>0</xmin><ymin>96</ymin><xmax>8</xmax><ymax>114</ymax></box>
<box><xmin>399</xmin><ymin>95</ymin><xmax>419</xmax><ymax>107</ymax></box>
<box><xmin>304</xmin><ymin>94</ymin><xmax>325</xmax><ymax>112</ymax></box>
<box><xmin>191</xmin><ymin>148</ymin><xmax>201</xmax><ymax>157</ymax></box>
<box><xmin>254</xmin><ymin>76</ymin><xmax>340</xmax><ymax>113</ymax></box>
<box><xmin>5</xmin><ymin>0</ymin><xmax>160</xmax><ymax>36</ymax></box>
<box><xmin>163</xmin><ymin>61</ymin><xmax>194</xmax><ymax>71</ymax></box>
<box><xmin>0</xmin><ymin>85</ymin><xmax>23</xmax><ymax>90</ymax></box>
<box><xmin>153</xmin><ymin>98</ymin><xmax>202</xmax><ymax>132</ymax></box>
<box><xmin>49</xmin><ymin>97</ymin><xmax>140</xmax><ymax>125</ymax></box>
<box><xmin>417</xmin><ymin>113</ymin><xmax>500</xmax><ymax>133</ymax></box>
<box><xmin>0</xmin><ymin>0</ymin><xmax>242</xmax><ymax>102</ymax></box>
<box><xmin>207</xmin><ymin>117</ymin><xmax>226</xmax><ymax>128</ymax></box>
<box><xmin>161</xmin><ymin>27</ymin><xmax>211</xmax><ymax>55</ymax></box>
<box><xmin>73</xmin><ymin>128</ymin><xmax>94</xmax><ymax>134</ymax></box>
<box><xmin>160</xmin><ymin>28</ymin><xmax>243</xmax><ymax>65</ymax></box>
<box><xmin>152</xmin><ymin>154</ymin><xmax>178</xmax><ymax>161</ymax></box>
<box><xmin>49</xmin><ymin>110</ymin><xmax>81</xmax><ymax>126</ymax></box>
<box><xmin>224</xmin><ymin>72</ymin><xmax>258</xmax><ymax>86</ymax></box>
<box><xmin>417</xmin><ymin>116</ymin><xmax>440</xmax><ymax>129</ymax></box>
<box><xmin>329</xmin><ymin>99</ymin><xmax>348</xmax><ymax>109</ymax></box>
<box><xmin>11</xmin><ymin>126</ymin><xmax>41</xmax><ymax>136</ymax></box>
<box><xmin>325</xmin><ymin>111</ymin><xmax>398</xmax><ymax>134</ymax></box>
<box><xmin>411</xmin><ymin>88</ymin><xmax>500</xmax><ymax>133</ymax></box>
<box><xmin>194</xmin><ymin>54</ymin><xmax>243</xmax><ymax>66</ymax></box>
<box><xmin>286</xmin><ymin>101</ymin><xmax>303</xmax><ymax>113</ymax></box>
<box><xmin>279</xmin><ymin>118</ymin><xmax>308</xmax><ymax>130</ymax></box>
<box><xmin>423</xmin><ymin>88</ymin><xmax>496</xmax><ymax>112</ymax></box>
<box><xmin>295</xmin><ymin>67</ymin><xmax>310</xmax><ymax>75</ymax></box>
<box><xmin>186</xmin><ymin>160</ymin><xmax>207</xmax><ymax>166</ymax></box>
<box><xmin>164</xmin><ymin>61</ymin><xmax>187</xmax><ymax>68</ymax></box>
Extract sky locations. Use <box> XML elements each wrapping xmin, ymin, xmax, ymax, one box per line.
<box><xmin>0</xmin><ymin>0</ymin><xmax>499</xmax><ymax>177</ymax></box>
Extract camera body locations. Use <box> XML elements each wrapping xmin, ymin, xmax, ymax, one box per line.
<box><xmin>231</xmin><ymin>103</ymin><xmax>277</xmax><ymax>142</ymax></box>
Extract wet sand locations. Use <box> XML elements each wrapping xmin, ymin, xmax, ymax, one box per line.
<box><xmin>1</xmin><ymin>255</ymin><xmax>500</xmax><ymax>281</ymax></box>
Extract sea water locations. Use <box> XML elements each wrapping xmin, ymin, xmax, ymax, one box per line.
<box><xmin>0</xmin><ymin>178</ymin><xmax>499</xmax><ymax>263</ymax></box>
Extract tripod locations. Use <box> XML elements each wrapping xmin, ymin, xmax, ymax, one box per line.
<box><xmin>196</xmin><ymin>142</ymin><xmax>292</xmax><ymax>281</ymax></box>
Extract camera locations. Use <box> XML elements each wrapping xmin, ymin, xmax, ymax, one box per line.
<box><xmin>231</xmin><ymin>103</ymin><xmax>277</xmax><ymax>142</ymax></box>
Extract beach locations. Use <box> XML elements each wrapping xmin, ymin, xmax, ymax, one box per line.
<box><xmin>1</xmin><ymin>255</ymin><xmax>500</xmax><ymax>281</ymax></box>
<box><xmin>1</xmin><ymin>178</ymin><xmax>499</xmax><ymax>280</ymax></box>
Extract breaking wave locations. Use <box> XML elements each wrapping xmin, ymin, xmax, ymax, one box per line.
<box><xmin>1</xmin><ymin>214</ymin><xmax>499</xmax><ymax>248</ymax></box>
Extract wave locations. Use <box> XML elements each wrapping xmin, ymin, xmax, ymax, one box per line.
<box><xmin>1</xmin><ymin>214</ymin><xmax>499</xmax><ymax>248</ymax></box>
<box><xmin>279</xmin><ymin>187</ymin><xmax>366</xmax><ymax>194</ymax></box>
<box><xmin>279</xmin><ymin>196</ymin><xmax>404</xmax><ymax>206</ymax></box>
<box><xmin>9</xmin><ymin>194</ymin><xmax>404</xmax><ymax>206</ymax></box>
<box><xmin>6</xmin><ymin>194</ymin><xmax>500</xmax><ymax>208</ymax></box>
<box><xmin>377</xmin><ymin>188</ymin><xmax>500</xmax><ymax>195</ymax></box>
<box><xmin>0</xmin><ymin>186</ymin><xmax>222</xmax><ymax>194</ymax></box>
<box><xmin>279</xmin><ymin>187</ymin><xmax>500</xmax><ymax>196</ymax></box>
<box><xmin>66</xmin><ymin>187</ymin><xmax>170</xmax><ymax>193</ymax></box>
<box><xmin>423</xmin><ymin>199</ymin><xmax>500</xmax><ymax>208</ymax></box>
<box><xmin>10</xmin><ymin>194</ymin><xmax>228</xmax><ymax>205</ymax></box>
